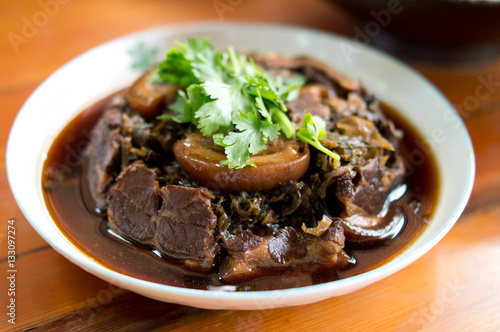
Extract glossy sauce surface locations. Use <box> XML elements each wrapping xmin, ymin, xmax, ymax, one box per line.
<box><xmin>42</xmin><ymin>94</ymin><xmax>438</xmax><ymax>291</ymax></box>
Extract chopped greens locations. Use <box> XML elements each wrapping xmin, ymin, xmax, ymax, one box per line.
<box><xmin>156</xmin><ymin>38</ymin><xmax>337</xmax><ymax>168</ymax></box>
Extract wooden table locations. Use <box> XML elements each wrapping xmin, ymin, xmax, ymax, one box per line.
<box><xmin>1</xmin><ymin>0</ymin><xmax>499</xmax><ymax>330</ymax></box>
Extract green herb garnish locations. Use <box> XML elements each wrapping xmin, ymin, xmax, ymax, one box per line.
<box><xmin>297</xmin><ymin>112</ymin><xmax>340</xmax><ymax>161</ymax></box>
<box><xmin>156</xmin><ymin>38</ymin><xmax>339</xmax><ymax>168</ymax></box>
<box><xmin>128</xmin><ymin>42</ymin><xmax>159</xmax><ymax>71</ymax></box>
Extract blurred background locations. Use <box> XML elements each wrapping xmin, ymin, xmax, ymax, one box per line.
<box><xmin>331</xmin><ymin>0</ymin><xmax>500</xmax><ymax>63</ymax></box>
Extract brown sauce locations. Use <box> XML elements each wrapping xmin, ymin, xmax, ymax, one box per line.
<box><xmin>42</xmin><ymin>94</ymin><xmax>439</xmax><ymax>291</ymax></box>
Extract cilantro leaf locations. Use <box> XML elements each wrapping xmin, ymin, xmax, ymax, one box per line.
<box><xmin>157</xmin><ymin>85</ymin><xmax>208</xmax><ymax>123</ymax></box>
<box><xmin>128</xmin><ymin>42</ymin><xmax>158</xmax><ymax>71</ymax></box>
<box><xmin>195</xmin><ymin>82</ymin><xmax>248</xmax><ymax>136</ymax></box>
<box><xmin>157</xmin><ymin>90</ymin><xmax>190</xmax><ymax>123</ymax></box>
<box><xmin>259</xmin><ymin>118</ymin><xmax>280</xmax><ymax>142</ymax></box>
<box><xmin>185</xmin><ymin>39</ymin><xmax>227</xmax><ymax>84</ymax></box>
<box><xmin>157</xmin><ymin>38</ymin><xmax>227</xmax><ymax>86</ymax></box>
<box><xmin>186</xmin><ymin>84</ymin><xmax>208</xmax><ymax>115</ymax></box>
<box><xmin>221</xmin><ymin>112</ymin><xmax>280</xmax><ymax>168</ymax></box>
<box><xmin>273</xmin><ymin>74</ymin><xmax>306</xmax><ymax>102</ymax></box>
<box><xmin>157</xmin><ymin>48</ymin><xmax>198</xmax><ymax>87</ymax></box>
<box><xmin>297</xmin><ymin>112</ymin><xmax>340</xmax><ymax>161</ymax></box>
<box><xmin>254</xmin><ymin>90</ymin><xmax>272</xmax><ymax>122</ymax></box>
<box><xmin>246</xmin><ymin>75</ymin><xmax>296</xmax><ymax>139</ymax></box>
<box><xmin>246</xmin><ymin>76</ymin><xmax>285</xmax><ymax>111</ymax></box>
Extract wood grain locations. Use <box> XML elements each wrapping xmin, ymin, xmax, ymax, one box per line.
<box><xmin>1</xmin><ymin>0</ymin><xmax>500</xmax><ymax>331</ymax></box>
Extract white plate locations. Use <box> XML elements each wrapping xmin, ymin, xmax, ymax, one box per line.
<box><xmin>6</xmin><ymin>22</ymin><xmax>474</xmax><ymax>310</ymax></box>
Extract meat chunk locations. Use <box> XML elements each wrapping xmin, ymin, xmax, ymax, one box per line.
<box><xmin>254</xmin><ymin>53</ymin><xmax>361</xmax><ymax>94</ymax></box>
<box><xmin>330</xmin><ymin>158</ymin><xmax>406</xmax><ymax>244</ymax></box>
<box><xmin>84</xmin><ymin>108</ymin><xmax>123</xmax><ymax>210</ymax></box>
<box><xmin>220</xmin><ymin>219</ymin><xmax>349</xmax><ymax>283</ymax></box>
<box><xmin>298</xmin><ymin>56</ymin><xmax>362</xmax><ymax>93</ymax></box>
<box><xmin>107</xmin><ymin>164</ymin><xmax>219</xmax><ymax>272</ymax></box>
<box><xmin>336</xmin><ymin>115</ymin><xmax>394</xmax><ymax>151</ymax></box>
<box><xmin>336</xmin><ymin>158</ymin><xmax>405</xmax><ymax>216</ymax></box>
<box><xmin>107</xmin><ymin>163</ymin><xmax>159</xmax><ymax>242</ymax></box>
<box><xmin>287</xmin><ymin>84</ymin><xmax>331</xmax><ymax>127</ymax></box>
<box><xmin>157</xmin><ymin>185</ymin><xmax>218</xmax><ymax>272</ymax></box>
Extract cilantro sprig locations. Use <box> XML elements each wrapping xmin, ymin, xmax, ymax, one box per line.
<box><xmin>156</xmin><ymin>38</ymin><xmax>303</xmax><ymax>168</ymax></box>
<box><xmin>297</xmin><ymin>113</ymin><xmax>340</xmax><ymax>161</ymax></box>
<box><xmin>155</xmin><ymin>38</ymin><xmax>339</xmax><ymax>168</ymax></box>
